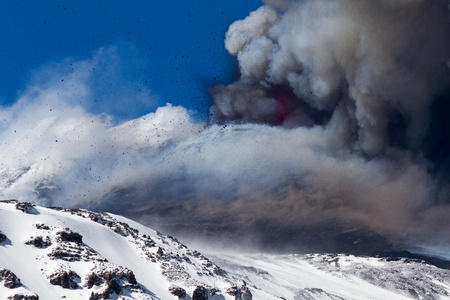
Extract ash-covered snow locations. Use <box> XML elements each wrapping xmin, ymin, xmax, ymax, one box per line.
<box><xmin>1</xmin><ymin>200</ymin><xmax>450</xmax><ymax>300</ymax></box>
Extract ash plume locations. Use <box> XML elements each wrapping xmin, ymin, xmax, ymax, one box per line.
<box><xmin>213</xmin><ymin>0</ymin><xmax>450</xmax><ymax>155</ymax></box>
<box><xmin>1</xmin><ymin>1</ymin><xmax>450</xmax><ymax>254</ymax></box>
<box><xmin>205</xmin><ymin>0</ymin><xmax>450</xmax><ymax>250</ymax></box>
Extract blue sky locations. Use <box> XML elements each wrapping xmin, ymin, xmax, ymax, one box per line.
<box><xmin>0</xmin><ymin>0</ymin><xmax>262</xmax><ymax>120</ymax></box>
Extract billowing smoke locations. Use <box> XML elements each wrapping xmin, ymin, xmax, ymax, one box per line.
<box><xmin>1</xmin><ymin>0</ymin><xmax>450</xmax><ymax>255</ymax></box>
<box><xmin>213</xmin><ymin>0</ymin><xmax>449</xmax><ymax>155</ymax></box>
<box><xmin>206</xmin><ymin>0</ymin><xmax>450</xmax><ymax>251</ymax></box>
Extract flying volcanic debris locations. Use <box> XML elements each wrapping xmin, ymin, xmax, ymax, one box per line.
<box><xmin>0</xmin><ymin>0</ymin><xmax>449</xmax><ymax>255</ymax></box>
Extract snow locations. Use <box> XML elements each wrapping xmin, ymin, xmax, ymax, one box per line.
<box><xmin>1</xmin><ymin>201</ymin><xmax>450</xmax><ymax>300</ymax></box>
<box><xmin>208</xmin><ymin>253</ymin><xmax>450</xmax><ymax>300</ymax></box>
<box><xmin>0</xmin><ymin>202</ymin><xmax>179</xmax><ymax>299</ymax></box>
<box><xmin>208</xmin><ymin>254</ymin><xmax>411</xmax><ymax>299</ymax></box>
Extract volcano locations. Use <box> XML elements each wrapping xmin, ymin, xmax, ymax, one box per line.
<box><xmin>1</xmin><ymin>200</ymin><xmax>450</xmax><ymax>299</ymax></box>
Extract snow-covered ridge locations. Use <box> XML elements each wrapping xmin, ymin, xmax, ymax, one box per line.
<box><xmin>211</xmin><ymin>253</ymin><xmax>450</xmax><ymax>300</ymax></box>
<box><xmin>1</xmin><ymin>200</ymin><xmax>450</xmax><ymax>300</ymax></box>
<box><xmin>0</xmin><ymin>200</ymin><xmax>250</xmax><ymax>299</ymax></box>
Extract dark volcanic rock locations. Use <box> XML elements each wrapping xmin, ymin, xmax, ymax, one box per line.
<box><xmin>104</xmin><ymin>278</ymin><xmax>122</xmax><ymax>296</ymax></box>
<box><xmin>88</xmin><ymin>292</ymin><xmax>98</xmax><ymax>300</ymax></box>
<box><xmin>48</xmin><ymin>240</ymin><xmax>105</xmax><ymax>263</ymax></box>
<box><xmin>0</xmin><ymin>231</ymin><xmax>6</xmax><ymax>243</ymax></box>
<box><xmin>227</xmin><ymin>285</ymin><xmax>239</xmax><ymax>297</ymax></box>
<box><xmin>86</xmin><ymin>273</ymin><xmax>102</xmax><ymax>289</ymax></box>
<box><xmin>240</xmin><ymin>285</ymin><xmax>253</xmax><ymax>300</ymax></box>
<box><xmin>169</xmin><ymin>286</ymin><xmax>187</xmax><ymax>298</ymax></box>
<box><xmin>35</xmin><ymin>224</ymin><xmax>50</xmax><ymax>230</ymax></box>
<box><xmin>7</xmin><ymin>295</ymin><xmax>39</xmax><ymax>300</ymax></box>
<box><xmin>56</xmin><ymin>228</ymin><xmax>83</xmax><ymax>244</ymax></box>
<box><xmin>48</xmin><ymin>247</ymin><xmax>82</xmax><ymax>261</ymax></box>
<box><xmin>192</xmin><ymin>286</ymin><xmax>209</xmax><ymax>300</ymax></box>
<box><xmin>100</xmin><ymin>269</ymin><xmax>137</xmax><ymax>286</ymax></box>
<box><xmin>86</xmin><ymin>267</ymin><xmax>140</xmax><ymax>299</ymax></box>
<box><xmin>15</xmin><ymin>202</ymin><xmax>37</xmax><ymax>214</ymax></box>
<box><xmin>49</xmin><ymin>270</ymin><xmax>80</xmax><ymax>289</ymax></box>
<box><xmin>0</xmin><ymin>269</ymin><xmax>22</xmax><ymax>288</ymax></box>
<box><xmin>227</xmin><ymin>284</ymin><xmax>253</xmax><ymax>300</ymax></box>
<box><xmin>25</xmin><ymin>236</ymin><xmax>52</xmax><ymax>248</ymax></box>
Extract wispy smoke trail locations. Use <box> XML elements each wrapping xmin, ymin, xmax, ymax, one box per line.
<box><xmin>1</xmin><ymin>1</ymin><xmax>449</xmax><ymax>254</ymax></box>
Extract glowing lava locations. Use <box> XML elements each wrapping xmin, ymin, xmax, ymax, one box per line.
<box><xmin>273</xmin><ymin>85</ymin><xmax>330</xmax><ymax>128</ymax></box>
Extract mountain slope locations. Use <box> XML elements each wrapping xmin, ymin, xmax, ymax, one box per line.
<box><xmin>0</xmin><ymin>200</ymin><xmax>249</xmax><ymax>299</ymax></box>
<box><xmin>1</xmin><ymin>200</ymin><xmax>450</xmax><ymax>300</ymax></box>
<box><xmin>209</xmin><ymin>253</ymin><xmax>450</xmax><ymax>300</ymax></box>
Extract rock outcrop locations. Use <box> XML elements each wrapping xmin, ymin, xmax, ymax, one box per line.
<box><xmin>49</xmin><ymin>270</ymin><xmax>80</xmax><ymax>289</ymax></box>
<box><xmin>0</xmin><ymin>268</ymin><xmax>22</xmax><ymax>289</ymax></box>
<box><xmin>169</xmin><ymin>285</ymin><xmax>187</xmax><ymax>298</ymax></box>
<box><xmin>25</xmin><ymin>236</ymin><xmax>52</xmax><ymax>248</ymax></box>
<box><xmin>0</xmin><ymin>231</ymin><xmax>6</xmax><ymax>243</ymax></box>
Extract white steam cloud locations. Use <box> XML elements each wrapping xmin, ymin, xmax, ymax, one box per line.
<box><xmin>1</xmin><ymin>0</ymin><xmax>450</xmax><ymax>254</ymax></box>
<box><xmin>0</xmin><ymin>47</ymin><xmax>202</xmax><ymax>204</ymax></box>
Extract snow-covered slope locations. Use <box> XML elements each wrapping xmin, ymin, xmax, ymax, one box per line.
<box><xmin>209</xmin><ymin>253</ymin><xmax>450</xmax><ymax>300</ymax></box>
<box><xmin>0</xmin><ymin>200</ymin><xmax>250</xmax><ymax>300</ymax></box>
<box><xmin>1</xmin><ymin>200</ymin><xmax>450</xmax><ymax>300</ymax></box>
